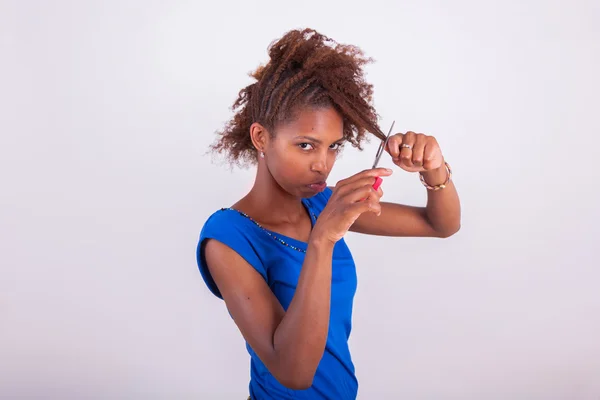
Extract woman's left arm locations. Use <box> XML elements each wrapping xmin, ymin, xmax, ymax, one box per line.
<box><xmin>349</xmin><ymin>131</ymin><xmax>461</xmax><ymax>238</ymax></box>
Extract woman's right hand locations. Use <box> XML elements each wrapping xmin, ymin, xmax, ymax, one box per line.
<box><xmin>311</xmin><ymin>168</ymin><xmax>393</xmax><ymax>244</ymax></box>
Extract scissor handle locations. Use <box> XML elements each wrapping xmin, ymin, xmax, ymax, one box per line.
<box><xmin>360</xmin><ymin>176</ymin><xmax>383</xmax><ymax>202</ymax></box>
<box><xmin>372</xmin><ymin>176</ymin><xmax>383</xmax><ymax>190</ymax></box>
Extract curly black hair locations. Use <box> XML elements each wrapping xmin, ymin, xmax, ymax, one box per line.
<box><xmin>209</xmin><ymin>28</ymin><xmax>386</xmax><ymax>167</ymax></box>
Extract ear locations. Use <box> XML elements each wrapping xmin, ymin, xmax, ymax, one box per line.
<box><xmin>249</xmin><ymin>122</ymin><xmax>270</xmax><ymax>153</ymax></box>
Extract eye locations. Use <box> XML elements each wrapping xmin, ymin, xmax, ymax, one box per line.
<box><xmin>298</xmin><ymin>143</ymin><xmax>314</xmax><ymax>151</ymax></box>
<box><xmin>330</xmin><ymin>142</ymin><xmax>343</xmax><ymax>151</ymax></box>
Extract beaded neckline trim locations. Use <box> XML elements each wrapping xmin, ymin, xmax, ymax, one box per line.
<box><xmin>219</xmin><ymin>205</ymin><xmax>317</xmax><ymax>253</ymax></box>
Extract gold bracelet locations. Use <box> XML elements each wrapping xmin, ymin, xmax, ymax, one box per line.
<box><xmin>419</xmin><ymin>161</ymin><xmax>452</xmax><ymax>190</ymax></box>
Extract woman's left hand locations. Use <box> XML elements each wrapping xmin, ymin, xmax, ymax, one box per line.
<box><xmin>385</xmin><ymin>131</ymin><xmax>444</xmax><ymax>173</ymax></box>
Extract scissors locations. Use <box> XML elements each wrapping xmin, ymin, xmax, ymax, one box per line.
<box><xmin>371</xmin><ymin>120</ymin><xmax>395</xmax><ymax>190</ymax></box>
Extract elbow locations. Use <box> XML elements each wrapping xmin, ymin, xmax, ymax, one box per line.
<box><xmin>436</xmin><ymin>223</ymin><xmax>461</xmax><ymax>238</ymax></box>
<box><xmin>272</xmin><ymin>360</ymin><xmax>317</xmax><ymax>390</ymax></box>
<box><xmin>276</xmin><ymin>374</ymin><xmax>315</xmax><ymax>390</ymax></box>
<box><xmin>283</xmin><ymin>378</ymin><xmax>313</xmax><ymax>390</ymax></box>
<box><xmin>269</xmin><ymin>338</ymin><xmax>325</xmax><ymax>390</ymax></box>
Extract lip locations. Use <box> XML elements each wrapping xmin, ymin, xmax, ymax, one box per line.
<box><xmin>307</xmin><ymin>181</ymin><xmax>327</xmax><ymax>192</ymax></box>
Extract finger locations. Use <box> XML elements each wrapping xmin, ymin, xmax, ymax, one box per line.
<box><xmin>422</xmin><ymin>137</ymin><xmax>439</xmax><ymax>170</ymax></box>
<box><xmin>386</xmin><ymin>134</ymin><xmax>404</xmax><ymax>159</ymax></box>
<box><xmin>335</xmin><ymin>179</ymin><xmax>376</xmax><ymax>204</ymax></box>
<box><xmin>350</xmin><ymin>197</ymin><xmax>382</xmax><ymax>216</ymax></box>
<box><xmin>399</xmin><ymin>131</ymin><xmax>416</xmax><ymax>168</ymax></box>
<box><xmin>361</xmin><ymin>182</ymin><xmax>384</xmax><ymax>202</ymax></box>
<box><xmin>344</xmin><ymin>183</ymin><xmax>381</xmax><ymax>204</ymax></box>
<box><xmin>335</xmin><ymin>168</ymin><xmax>392</xmax><ymax>189</ymax></box>
<box><xmin>339</xmin><ymin>177</ymin><xmax>384</xmax><ymax>201</ymax></box>
<box><xmin>411</xmin><ymin>134</ymin><xmax>427</xmax><ymax>167</ymax></box>
<box><xmin>372</xmin><ymin>186</ymin><xmax>384</xmax><ymax>201</ymax></box>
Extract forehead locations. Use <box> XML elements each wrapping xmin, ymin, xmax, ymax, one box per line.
<box><xmin>276</xmin><ymin>107</ymin><xmax>344</xmax><ymax>139</ymax></box>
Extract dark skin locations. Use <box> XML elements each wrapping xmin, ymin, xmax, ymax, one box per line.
<box><xmin>351</xmin><ymin>126</ymin><xmax>461</xmax><ymax>238</ymax></box>
<box><xmin>203</xmin><ymin>106</ymin><xmax>461</xmax><ymax>389</ymax></box>
<box><xmin>232</xmin><ymin>106</ymin><xmax>350</xmax><ymax>241</ymax></box>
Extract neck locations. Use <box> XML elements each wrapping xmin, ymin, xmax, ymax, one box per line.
<box><xmin>245</xmin><ymin>161</ymin><xmax>305</xmax><ymax>224</ymax></box>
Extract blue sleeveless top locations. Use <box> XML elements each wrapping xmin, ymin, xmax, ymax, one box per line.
<box><xmin>196</xmin><ymin>187</ymin><xmax>359</xmax><ymax>399</ymax></box>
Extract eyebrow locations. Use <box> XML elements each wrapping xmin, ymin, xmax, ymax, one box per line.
<box><xmin>295</xmin><ymin>135</ymin><xmax>345</xmax><ymax>144</ymax></box>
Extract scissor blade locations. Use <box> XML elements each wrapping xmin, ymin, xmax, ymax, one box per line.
<box><xmin>372</xmin><ymin>120</ymin><xmax>395</xmax><ymax>169</ymax></box>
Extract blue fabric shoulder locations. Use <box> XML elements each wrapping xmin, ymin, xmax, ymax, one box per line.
<box><xmin>196</xmin><ymin>188</ymin><xmax>333</xmax><ymax>299</ymax></box>
<box><xmin>196</xmin><ymin>210</ymin><xmax>266</xmax><ymax>299</ymax></box>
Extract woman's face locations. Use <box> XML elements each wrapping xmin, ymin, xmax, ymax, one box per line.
<box><xmin>266</xmin><ymin>106</ymin><xmax>345</xmax><ymax>198</ymax></box>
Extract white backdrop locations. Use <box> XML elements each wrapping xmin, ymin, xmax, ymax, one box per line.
<box><xmin>1</xmin><ymin>0</ymin><xmax>599</xmax><ymax>398</ymax></box>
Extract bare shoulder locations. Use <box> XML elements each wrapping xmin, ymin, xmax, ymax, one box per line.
<box><xmin>203</xmin><ymin>239</ymin><xmax>266</xmax><ymax>299</ymax></box>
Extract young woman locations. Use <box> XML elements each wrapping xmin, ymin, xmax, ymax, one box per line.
<box><xmin>196</xmin><ymin>28</ymin><xmax>461</xmax><ymax>400</ymax></box>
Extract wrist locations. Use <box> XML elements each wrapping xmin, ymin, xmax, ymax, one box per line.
<box><xmin>420</xmin><ymin>163</ymin><xmax>448</xmax><ymax>186</ymax></box>
<box><xmin>308</xmin><ymin>228</ymin><xmax>337</xmax><ymax>251</ymax></box>
<box><xmin>419</xmin><ymin>160</ymin><xmax>452</xmax><ymax>191</ymax></box>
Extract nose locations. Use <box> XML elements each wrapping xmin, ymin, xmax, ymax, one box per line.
<box><xmin>310</xmin><ymin>151</ymin><xmax>329</xmax><ymax>174</ymax></box>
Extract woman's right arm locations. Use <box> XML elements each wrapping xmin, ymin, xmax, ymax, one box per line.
<box><xmin>203</xmin><ymin>167</ymin><xmax>392</xmax><ymax>390</ymax></box>
<box><xmin>204</xmin><ymin>236</ymin><xmax>333</xmax><ymax>390</ymax></box>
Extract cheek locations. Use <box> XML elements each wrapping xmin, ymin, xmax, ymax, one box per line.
<box><xmin>269</xmin><ymin>151</ymin><xmax>306</xmax><ymax>179</ymax></box>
